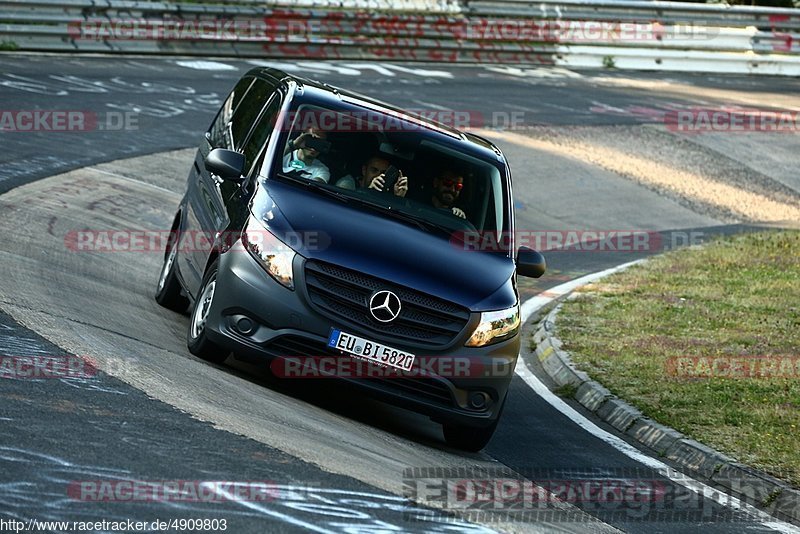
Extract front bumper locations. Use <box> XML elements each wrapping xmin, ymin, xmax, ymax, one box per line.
<box><xmin>204</xmin><ymin>248</ymin><xmax>521</xmax><ymax>429</ymax></box>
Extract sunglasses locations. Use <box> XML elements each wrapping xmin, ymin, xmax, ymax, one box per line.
<box><xmin>442</xmin><ymin>179</ymin><xmax>463</xmax><ymax>191</ymax></box>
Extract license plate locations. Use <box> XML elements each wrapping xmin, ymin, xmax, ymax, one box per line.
<box><xmin>327</xmin><ymin>329</ymin><xmax>415</xmax><ymax>372</ymax></box>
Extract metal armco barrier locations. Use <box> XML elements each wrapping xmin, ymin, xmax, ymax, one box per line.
<box><xmin>1</xmin><ymin>0</ymin><xmax>799</xmax><ymax>74</ymax></box>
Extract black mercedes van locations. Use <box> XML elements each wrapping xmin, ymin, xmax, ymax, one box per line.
<box><xmin>155</xmin><ymin>68</ymin><xmax>545</xmax><ymax>451</ymax></box>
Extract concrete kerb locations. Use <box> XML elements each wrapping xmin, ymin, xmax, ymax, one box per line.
<box><xmin>530</xmin><ymin>302</ymin><xmax>800</xmax><ymax>525</ymax></box>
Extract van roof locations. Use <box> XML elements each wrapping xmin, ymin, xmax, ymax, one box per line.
<box><xmin>246</xmin><ymin>67</ymin><xmax>505</xmax><ymax>164</ymax></box>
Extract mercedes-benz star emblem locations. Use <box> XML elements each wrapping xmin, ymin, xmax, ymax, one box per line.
<box><xmin>368</xmin><ymin>290</ymin><xmax>402</xmax><ymax>323</ymax></box>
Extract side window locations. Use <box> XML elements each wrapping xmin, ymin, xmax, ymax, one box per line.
<box><xmin>206</xmin><ymin>76</ymin><xmax>254</xmax><ymax>149</ymax></box>
<box><xmin>243</xmin><ymin>95</ymin><xmax>282</xmax><ymax>177</ymax></box>
<box><xmin>229</xmin><ymin>79</ymin><xmax>277</xmax><ymax>152</ymax></box>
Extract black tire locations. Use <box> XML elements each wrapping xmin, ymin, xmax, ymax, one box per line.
<box><xmin>154</xmin><ymin>230</ymin><xmax>189</xmax><ymax>312</ymax></box>
<box><xmin>443</xmin><ymin>419</ymin><xmax>499</xmax><ymax>452</ymax></box>
<box><xmin>186</xmin><ymin>259</ymin><xmax>229</xmax><ymax>364</ymax></box>
<box><xmin>443</xmin><ymin>394</ymin><xmax>506</xmax><ymax>452</ymax></box>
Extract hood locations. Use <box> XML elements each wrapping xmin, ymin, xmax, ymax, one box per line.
<box><xmin>254</xmin><ymin>180</ymin><xmax>516</xmax><ymax>310</ymax></box>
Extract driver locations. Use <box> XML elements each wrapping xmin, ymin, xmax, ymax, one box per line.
<box><xmin>431</xmin><ymin>169</ymin><xmax>466</xmax><ymax>219</ymax></box>
<box><xmin>282</xmin><ymin>127</ymin><xmax>331</xmax><ymax>183</ymax></box>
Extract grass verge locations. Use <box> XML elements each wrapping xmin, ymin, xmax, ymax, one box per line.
<box><xmin>556</xmin><ymin>230</ymin><xmax>800</xmax><ymax>487</ymax></box>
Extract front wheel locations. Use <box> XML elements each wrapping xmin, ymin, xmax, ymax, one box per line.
<box><xmin>443</xmin><ymin>395</ymin><xmax>506</xmax><ymax>452</ymax></box>
<box><xmin>443</xmin><ymin>419</ymin><xmax>499</xmax><ymax>452</ymax></box>
<box><xmin>187</xmin><ymin>260</ymin><xmax>229</xmax><ymax>364</ymax></box>
<box><xmin>155</xmin><ymin>232</ymin><xmax>189</xmax><ymax>312</ymax></box>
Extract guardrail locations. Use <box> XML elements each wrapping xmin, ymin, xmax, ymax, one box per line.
<box><xmin>1</xmin><ymin>0</ymin><xmax>799</xmax><ymax>74</ymax></box>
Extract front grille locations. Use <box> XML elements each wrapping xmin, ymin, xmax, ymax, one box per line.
<box><xmin>267</xmin><ymin>336</ymin><xmax>454</xmax><ymax>406</ymax></box>
<box><xmin>304</xmin><ymin>260</ymin><xmax>470</xmax><ymax>347</ymax></box>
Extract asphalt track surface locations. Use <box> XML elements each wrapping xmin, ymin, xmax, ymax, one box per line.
<box><xmin>1</xmin><ymin>54</ymin><xmax>799</xmax><ymax>533</ymax></box>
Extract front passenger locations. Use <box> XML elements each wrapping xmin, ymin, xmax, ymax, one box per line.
<box><xmin>283</xmin><ymin>127</ymin><xmax>331</xmax><ymax>183</ymax></box>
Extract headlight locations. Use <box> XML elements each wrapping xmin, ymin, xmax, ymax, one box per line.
<box><xmin>465</xmin><ymin>305</ymin><xmax>520</xmax><ymax>347</ymax></box>
<box><xmin>242</xmin><ymin>215</ymin><xmax>296</xmax><ymax>290</ymax></box>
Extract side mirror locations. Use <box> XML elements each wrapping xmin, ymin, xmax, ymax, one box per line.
<box><xmin>517</xmin><ymin>246</ymin><xmax>546</xmax><ymax>278</ymax></box>
<box><xmin>205</xmin><ymin>148</ymin><xmax>245</xmax><ymax>182</ymax></box>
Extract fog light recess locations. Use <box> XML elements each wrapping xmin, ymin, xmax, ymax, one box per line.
<box><xmin>468</xmin><ymin>391</ymin><xmax>490</xmax><ymax>410</ymax></box>
<box><xmin>235</xmin><ymin>316</ymin><xmax>256</xmax><ymax>336</ymax></box>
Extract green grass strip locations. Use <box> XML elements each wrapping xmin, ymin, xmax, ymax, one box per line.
<box><xmin>557</xmin><ymin>230</ymin><xmax>800</xmax><ymax>486</ymax></box>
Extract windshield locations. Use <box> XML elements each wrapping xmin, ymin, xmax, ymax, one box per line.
<box><xmin>257</xmin><ymin>102</ymin><xmax>510</xmax><ymax>247</ymax></box>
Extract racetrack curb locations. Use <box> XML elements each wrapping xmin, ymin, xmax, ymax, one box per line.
<box><xmin>532</xmin><ymin>302</ymin><xmax>800</xmax><ymax>525</ymax></box>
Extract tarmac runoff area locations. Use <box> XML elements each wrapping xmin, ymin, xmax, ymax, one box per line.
<box><xmin>0</xmin><ymin>126</ymin><xmax>797</xmax><ymax>532</ymax></box>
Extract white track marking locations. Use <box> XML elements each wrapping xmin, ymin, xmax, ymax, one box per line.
<box><xmin>520</xmin><ymin>260</ymin><xmax>643</xmax><ymax>321</ymax></box>
<box><xmin>517</xmin><ymin>263</ymin><xmax>800</xmax><ymax>534</ymax></box>
<box><xmin>174</xmin><ymin>60</ymin><xmax>237</xmax><ymax>71</ymax></box>
<box><xmin>246</xmin><ymin>60</ymin><xmax>304</xmax><ymax>71</ymax></box>
<box><xmin>381</xmin><ymin>63</ymin><xmax>454</xmax><ymax>78</ymax></box>
<box><xmin>206</xmin><ymin>484</ymin><xmax>336</xmax><ymax>534</ymax></box>
<box><xmin>294</xmin><ymin>62</ymin><xmax>363</xmax><ymax>76</ymax></box>
<box><xmin>244</xmin><ymin>61</ymin><xmax>455</xmax><ymax>78</ymax></box>
<box><xmin>411</xmin><ymin>99</ymin><xmax>452</xmax><ymax>111</ymax></box>
<box><xmin>484</xmin><ymin>66</ymin><xmax>583</xmax><ymax>78</ymax></box>
<box><xmin>340</xmin><ymin>63</ymin><xmax>396</xmax><ymax>76</ymax></box>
